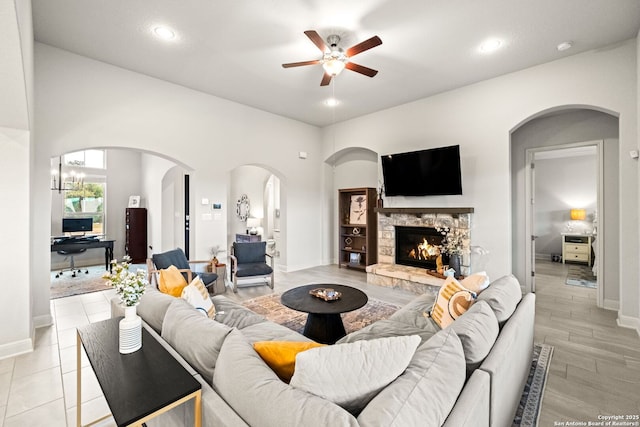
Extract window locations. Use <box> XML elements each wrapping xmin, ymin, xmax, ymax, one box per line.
<box><xmin>61</xmin><ymin>149</ymin><xmax>107</xmax><ymax>235</ymax></box>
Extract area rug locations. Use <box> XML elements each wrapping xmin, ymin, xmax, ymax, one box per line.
<box><xmin>512</xmin><ymin>343</ymin><xmax>554</xmax><ymax>427</ymax></box>
<box><xmin>50</xmin><ymin>265</ymin><xmax>112</xmax><ymax>299</ymax></box>
<box><xmin>241</xmin><ymin>293</ymin><xmax>400</xmax><ymax>335</ymax></box>
<box><xmin>565</xmin><ymin>264</ymin><xmax>597</xmax><ymax>289</ymax></box>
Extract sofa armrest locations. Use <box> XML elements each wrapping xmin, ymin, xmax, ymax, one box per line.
<box><xmin>443</xmin><ymin>369</ymin><xmax>490</xmax><ymax>427</ymax></box>
<box><xmin>479</xmin><ymin>292</ymin><xmax>535</xmax><ymax>427</ymax></box>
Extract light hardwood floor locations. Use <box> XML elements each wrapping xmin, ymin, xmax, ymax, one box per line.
<box><xmin>1</xmin><ymin>263</ymin><xmax>638</xmax><ymax>426</ymax></box>
<box><xmin>534</xmin><ymin>259</ymin><xmax>640</xmax><ymax>424</ymax></box>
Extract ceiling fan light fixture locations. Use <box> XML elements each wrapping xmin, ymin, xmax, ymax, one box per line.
<box><xmin>322</xmin><ymin>59</ymin><xmax>346</xmax><ymax>76</ymax></box>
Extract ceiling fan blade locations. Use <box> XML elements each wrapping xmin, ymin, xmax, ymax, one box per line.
<box><xmin>320</xmin><ymin>72</ymin><xmax>333</xmax><ymax>86</ymax></box>
<box><xmin>304</xmin><ymin>30</ymin><xmax>329</xmax><ymax>52</ymax></box>
<box><xmin>345</xmin><ymin>62</ymin><xmax>378</xmax><ymax>78</ymax></box>
<box><xmin>282</xmin><ymin>60</ymin><xmax>321</xmax><ymax>68</ymax></box>
<box><xmin>346</xmin><ymin>35</ymin><xmax>382</xmax><ymax>57</ymax></box>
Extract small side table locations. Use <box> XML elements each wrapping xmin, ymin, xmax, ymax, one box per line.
<box><xmin>561</xmin><ymin>233</ymin><xmax>592</xmax><ymax>265</ymax></box>
<box><xmin>77</xmin><ymin>318</ymin><xmax>202</xmax><ymax>426</ymax></box>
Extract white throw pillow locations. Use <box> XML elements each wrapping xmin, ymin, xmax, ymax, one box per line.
<box><xmin>181</xmin><ymin>277</ymin><xmax>215</xmax><ymax>318</ymax></box>
<box><xmin>460</xmin><ymin>271</ymin><xmax>490</xmax><ymax>294</ymax></box>
<box><xmin>289</xmin><ymin>335</ymin><xmax>421</xmax><ymax>415</ymax></box>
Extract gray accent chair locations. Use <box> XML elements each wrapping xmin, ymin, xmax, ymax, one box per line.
<box><xmin>146</xmin><ymin>248</ymin><xmax>221</xmax><ymax>293</ymax></box>
<box><xmin>229</xmin><ymin>241</ymin><xmax>274</xmax><ymax>293</ymax></box>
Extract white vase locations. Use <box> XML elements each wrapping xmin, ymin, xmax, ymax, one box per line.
<box><xmin>119</xmin><ymin>304</ymin><xmax>142</xmax><ymax>354</ymax></box>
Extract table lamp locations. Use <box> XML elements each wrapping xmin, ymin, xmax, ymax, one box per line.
<box><xmin>247</xmin><ymin>217</ymin><xmax>261</xmax><ymax>235</ymax></box>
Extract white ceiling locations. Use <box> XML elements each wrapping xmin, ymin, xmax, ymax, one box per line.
<box><xmin>32</xmin><ymin>0</ymin><xmax>640</xmax><ymax>127</ymax></box>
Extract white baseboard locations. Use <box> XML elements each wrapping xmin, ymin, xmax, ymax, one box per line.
<box><xmin>617</xmin><ymin>314</ymin><xmax>640</xmax><ymax>338</ymax></box>
<box><xmin>602</xmin><ymin>299</ymin><xmax>619</xmax><ymax>311</ymax></box>
<box><xmin>33</xmin><ymin>314</ymin><xmax>53</xmax><ymax>329</ymax></box>
<box><xmin>0</xmin><ymin>338</ymin><xmax>33</xmax><ymax>360</ymax></box>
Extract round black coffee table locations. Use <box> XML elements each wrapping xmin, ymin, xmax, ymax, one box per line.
<box><xmin>280</xmin><ymin>284</ymin><xmax>368</xmax><ymax>344</ymax></box>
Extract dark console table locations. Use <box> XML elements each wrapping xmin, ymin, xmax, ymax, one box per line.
<box><xmin>51</xmin><ymin>239</ymin><xmax>115</xmax><ymax>271</ymax></box>
<box><xmin>281</xmin><ymin>284</ymin><xmax>368</xmax><ymax>344</ymax></box>
<box><xmin>76</xmin><ymin>318</ymin><xmax>202</xmax><ymax>426</ymax></box>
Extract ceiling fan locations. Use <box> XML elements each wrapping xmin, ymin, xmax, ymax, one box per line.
<box><xmin>282</xmin><ymin>30</ymin><xmax>382</xmax><ymax>86</ymax></box>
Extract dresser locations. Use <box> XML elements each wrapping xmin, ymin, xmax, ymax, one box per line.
<box><xmin>561</xmin><ymin>233</ymin><xmax>592</xmax><ymax>265</ymax></box>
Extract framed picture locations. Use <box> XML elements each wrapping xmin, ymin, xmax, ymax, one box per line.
<box><xmin>128</xmin><ymin>195</ymin><xmax>141</xmax><ymax>208</ymax></box>
<box><xmin>349</xmin><ymin>253</ymin><xmax>361</xmax><ymax>264</ymax></box>
<box><xmin>349</xmin><ymin>195</ymin><xmax>367</xmax><ymax>225</ymax></box>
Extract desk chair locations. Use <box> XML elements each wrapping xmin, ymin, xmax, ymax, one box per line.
<box><xmin>55</xmin><ymin>248</ymin><xmax>89</xmax><ymax>278</ymax></box>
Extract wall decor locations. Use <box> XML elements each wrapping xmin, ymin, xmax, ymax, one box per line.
<box><xmin>236</xmin><ymin>194</ymin><xmax>250</xmax><ymax>221</ymax></box>
<box><xmin>349</xmin><ymin>195</ymin><xmax>367</xmax><ymax>225</ymax></box>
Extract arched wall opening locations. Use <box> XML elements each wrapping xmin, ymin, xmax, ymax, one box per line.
<box><xmin>510</xmin><ymin>106</ymin><xmax>620</xmax><ymax>309</ymax></box>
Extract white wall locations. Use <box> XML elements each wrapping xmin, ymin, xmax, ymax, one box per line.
<box><xmin>321</xmin><ymin>39</ymin><xmax>638</xmax><ymax>324</ymax></box>
<box><xmin>32</xmin><ymin>43</ymin><xmax>323</xmax><ymax>330</ymax></box>
<box><xmin>0</xmin><ymin>0</ymin><xmax>34</xmax><ymax>357</ymax></box>
<box><xmin>534</xmin><ymin>154</ymin><xmax>597</xmax><ymax>257</ymax></box>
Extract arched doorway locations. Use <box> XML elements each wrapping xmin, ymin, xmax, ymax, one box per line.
<box><xmin>510</xmin><ymin>107</ymin><xmax>620</xmax><ymax>309</ymax></box>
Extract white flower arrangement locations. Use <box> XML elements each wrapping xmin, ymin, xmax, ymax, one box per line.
<box><xmin>436</xmin><ymin>226</ymin><xmax>470</xmax><ymax>256</ymax></box>
<box><xmin>102</xmin><ymin>256</ymin><xmax>147</xmax><ymax>307</ymax></box>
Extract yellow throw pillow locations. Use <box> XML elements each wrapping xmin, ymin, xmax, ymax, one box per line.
<box><xmin>158</xmin><ymin>265</ymin><xmax>188</xmax><ymax>297</ymax></box>
<box><xmin>181</xmin><ymin>277</ymin><xmax>216</xmax><ymax>318</ymax></box>
<box><xmin>430</xmin><ymin>276</ymin><xmax>476</xmax><ymax>329</ymax></box>
<box><xmin>253</xmin><ymin>341</ymin><xmax>326</xmax><ymax>383</ymax></box>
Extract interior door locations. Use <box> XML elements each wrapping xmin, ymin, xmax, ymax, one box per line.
<box><xmin>530</xmin><ymin>154</ymin><xmax>536</xmax><ymax>293</ymax></box>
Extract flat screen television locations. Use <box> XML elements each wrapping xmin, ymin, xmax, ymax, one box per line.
<box><xmin>381</xmin><ymin>145</ymin><xmax>462</xmax><ymax>196</ymax></box>
<box><xmin>62</xmin><ymin>218</ymin><xmax>93</xmax><ymax>233</ymax></box>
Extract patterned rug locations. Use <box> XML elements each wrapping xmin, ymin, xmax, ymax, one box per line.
<box><xmin>565</xmin><ymin>264</ymin><xmax>597</xmax><ymax>289</ymax></box>
<box><xmin>50</xmin><ymin>265</ymin><xmax>112</xmax><ymax>299</ymax></box>
<box><xmin>513</xmin><ymin>343</ymin><xmax>554</xmax><ymax>427</ymax></box>
<box><xmin>241</xmin><ymin>293</ymin><xmax>400</xmax><ymax>335</ymax></box>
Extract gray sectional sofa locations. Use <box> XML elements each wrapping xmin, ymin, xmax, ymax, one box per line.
<box><xmin>110</xmin><ymin>274</ymin><xmax>534</xmax><ymax>427</ymax></box>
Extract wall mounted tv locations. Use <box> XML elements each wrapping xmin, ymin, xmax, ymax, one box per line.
<box><xmin>381</xmin><ymin>145</ymin><xmax>462</xmax><ymax>196</ymax></box>
<box><xmin>62</xmin><ymin>217</ymin><xmax>93</xmax><ymax>233</ymax></box>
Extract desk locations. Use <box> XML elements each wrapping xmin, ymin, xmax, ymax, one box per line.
<box><xmin>77</xmin><ymin>318</ymin><xmax>202</xmax><ymax>426</ymax></box>
<box><xmin>51</xmin><ymin>239</ymin><xmax>115</xmax><ymax>271</ymax></box>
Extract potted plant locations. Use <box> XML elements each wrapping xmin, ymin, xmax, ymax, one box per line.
<box><xmin>436</xmin><ymin>226</ymin><xmax>470</xmax><ymax>279</ymax></box>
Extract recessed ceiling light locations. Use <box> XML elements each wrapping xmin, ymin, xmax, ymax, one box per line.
<box><xmin>478</xmin><ymin>38</ymin><xmax>503</xmax><ymax>54</ymax></box>
<box><xmin>557</xmin><ymin>41</ymin><xmax>573</xmax><ymax>52</ymax></box>
<box><xmin>153</xmin><ymin>26</ymin><xmax>176</xmax><ymax>41</ymax></box>
<box><xmin>325</xmin><ymin>98</ymin><xmax>340</xmax><ymax>107</ymax></box>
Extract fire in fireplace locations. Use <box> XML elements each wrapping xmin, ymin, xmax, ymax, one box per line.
<box><xmin>395</xmin><ymin>226</ymin><xmax>444</xmax><ymax>269</ymax></box>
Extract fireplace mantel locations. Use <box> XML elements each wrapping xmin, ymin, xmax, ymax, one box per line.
<box><xmin>374</xmin><ymin>207</ymin><xmax>474</xmax><ymax>217</ymax></box>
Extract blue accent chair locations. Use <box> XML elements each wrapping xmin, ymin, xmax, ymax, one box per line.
<box><xmin>229</xmin><ymin>241</ymin><xmax>274</xmax><ymax>293</ymax></box>
<box><xmin>147</xmin><ymin>248</ymin><xmax>220</xmax><ymax>292</ymax></box>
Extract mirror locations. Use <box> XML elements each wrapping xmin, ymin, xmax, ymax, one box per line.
<box><xmin>236</xmin><ymin>194</ymin><xmax>250</xmax><ymax>221</ymax></box>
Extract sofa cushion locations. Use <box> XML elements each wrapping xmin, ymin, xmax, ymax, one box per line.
<box><xmin>136</xmin><ymin>285</ymin><xmax>175</xmax><ymax>334</ymax></box>
<box><xmin>289</xmin><ymin>335</ymin><xmax>421</xmax><ymax>415</ymax></box>
<box><xmin>430</xmin><ymin>276</ymin><xmax>477</xmax><ymax>328</ymax></box>
<box><xmin>181</xmin><ymin>277</ymin><xmax>215</xmax><ymax>318</ymax></box>
<box><xmin>236</xmin><ymin>262</ymin><xmax>273</xmax><ymax>277</ymax></box>
<box><xmin>448</xmin><ymin>300</ymin><xmax>499</xmax><ymax>374</ymax></box>
<box><xmin>161</xmin><ymin>299</ymin><xmax>232</xmax><ymax>384</ymax></box>
<box><xmin>388</xmin><ymin>293</ymin><xmax>440</xmax><ymax>331</ymax></box>
<box><xmin>213</xmin><ymin>329</ymin><xmax>359</xmax><ymax>427</ymax></box>
<box><xmin>337</xmin><ymin>318</ymin><xmax>437</xmax><ymax>345</ymax></box>
<box><xmin>357</xmin><ymin>328</ymin><xmax>466</xmax><ymax>427</ymax></box>
<box><xmin>253</xmin><ymin>341</ymin><xmax>326</xmax><ymax>382</ymax></box>
<box><xmin>211</xmin><ymin>295</ymin><xmax>267</xmax><ymax>329</ymax></box>
<box><xmin>158</xmin><ymin>265</ymin><xmax>188</xmax><ymax>297</ymax></box>
<box><xmin>476</xmin><ymin>274</ymin><xmax>522</xmax><ymax>327</ymax></box>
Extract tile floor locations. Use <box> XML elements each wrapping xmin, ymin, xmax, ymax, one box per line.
<box><xmin>1</xmin><ymin>262</ymin><xmax>639</xmax><ymax>426</ymax></box>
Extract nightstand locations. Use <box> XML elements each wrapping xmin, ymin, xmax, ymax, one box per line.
<box><xmin>561</xmin><ymin>233</ymin><xmax>592</xmax><ymax>265</ymax></box>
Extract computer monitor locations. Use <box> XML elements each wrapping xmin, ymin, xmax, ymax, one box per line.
<box><xmin>62</xmin><ymin>218</ymin><xmax>93</xmax><ymax>233</ymax></box>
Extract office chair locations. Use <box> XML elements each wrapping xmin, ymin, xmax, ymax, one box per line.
<box><xmin>55</xmin><ymin>248</ymin><xmax>89</xmax><ymax>278</ymax></box>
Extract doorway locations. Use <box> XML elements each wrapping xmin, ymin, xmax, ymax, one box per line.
<box><xmin>525</xmin><ymin>142</ymin><xmax>602</xmax><ymax>306</ymax></box>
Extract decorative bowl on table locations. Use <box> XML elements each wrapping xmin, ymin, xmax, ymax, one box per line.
<box><xmin>309</xmin><ymin>288</ymin><xmax>342</xmax><ymax>301</ymax></box>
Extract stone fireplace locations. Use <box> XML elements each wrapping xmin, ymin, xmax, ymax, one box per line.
<box><xmin>366</xmin><ymin>207</ymin><xmax>473</xmax><ymax>294</ymax></box>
